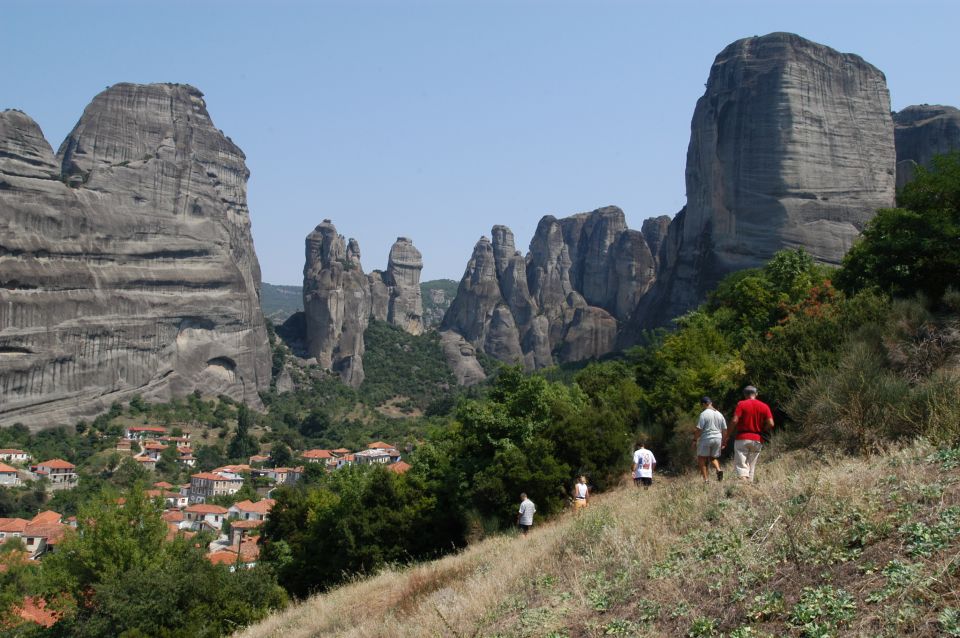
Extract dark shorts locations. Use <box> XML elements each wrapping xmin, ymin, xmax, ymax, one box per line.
<box><xmin>518</xmin><ymin>523</ymin><xmax>532</xmax><ymax>534</ymax></box>
<box><xmin>634</xmin><ymin>477</ymin><xmax>652</xmax><ymax>487</ymax></box>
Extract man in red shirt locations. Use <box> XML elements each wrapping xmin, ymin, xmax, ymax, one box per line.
<box><xmin>731</xmin><ymin>385</ymin><xmax>774</xmax><ymax>481</ymax></box>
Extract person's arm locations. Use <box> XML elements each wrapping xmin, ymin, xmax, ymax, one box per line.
<box><xmin>720</xmin><ymin>415</ymin><xmax>729</xmax><ymax>449</ymax></box>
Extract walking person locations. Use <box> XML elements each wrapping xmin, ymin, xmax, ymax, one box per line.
<box><xmin>632</xmin><ymin>441</ymin><xmax>656</xmax><ymax>488</ymax></box>
<box><xmin>572</xmin><ymin>476</ymin><xmax>590</xmax><ymax>511</ymax></box>
<box><xmin>517</xmin><ymin>492</ymin><xmax>536</xmax><ymax>534</ymax></box>
<box><xmin>731</xmin><ymin>385</ymin><xmax>774</xmax><ymax>481</ymax></box>
<box><xmin>693</xmin><ymin>396</ymin><xmax>728</xmax><ymax>482</ymax></box>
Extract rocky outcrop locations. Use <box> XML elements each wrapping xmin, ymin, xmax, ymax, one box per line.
<box><xmin>438</xmin><ymin>330</ymin><xmax>487</xmax><ymax>386</ymax></box>
<box><xmin>441</xmin><ymin>206</ymin><xmax>659</xmax><ymax>369</ymax></box>
<box><xmin>303</xmin><ymin>221</ymin><xmax>370</xmax><ymax>387</ymax></box>
<box><xmin>0</xmin><ymin>84</ymin><xmax>271</xmax><ymax>428</ymax></box>
<box><xmin>371</xmin><ymin>237</ymin><xmax>424</xmax><ymax>335</ymax></box>
<box><xmin>302</xmin><ymin>226</ymin><xmax>424</xmax><ymax>385</ymax></box>
<box><xmin>894</xmin><ymin>105</ymin><xmax>960</xmax><ymax>189</ymax></box>
<box><xmin>639</xmin><ymin>32</ymin><xmax>896</xmax><ymax>326</ymax></box>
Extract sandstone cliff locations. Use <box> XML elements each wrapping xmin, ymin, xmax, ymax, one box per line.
<box><xmin>638</xmin><ymin>32</ymin><xmax>897</xmax><ymax>326</ymax></box>
<box><xmin>894</xmin><ymin>105</ymin><xmax>960</xmax><ymax>188</ymax></box>
<box><xmin>441</xmin><ymin>206</ymin><xmax>658</xmax><ymax>371</ymax></box>
<box><xmin>0</xmin><ymin>84</ymin><xmax>270</xmax><ymax>428</ymax></box>
<box><xmin>302</xmin><ymin>225</ymin><xmax>424</xmax><ymax>386</ymax></box>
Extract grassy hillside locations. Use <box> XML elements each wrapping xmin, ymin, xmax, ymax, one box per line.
<box><xmin>236</xmin><ymin>442</ymin><xmax>960</xmax><ymax>638</ymax></box>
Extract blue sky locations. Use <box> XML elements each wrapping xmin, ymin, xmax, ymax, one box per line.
<box><xmin>3</xmin><ymin>0</ymin><xmax>958</xmax><ymax>283</ymax></box>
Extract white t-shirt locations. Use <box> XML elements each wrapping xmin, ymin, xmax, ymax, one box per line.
<box><xmin>697</xmin><ymin>408</ymin><xmax>727</xmax><ymax>440</ymax></box>
<box><xmin>633</xmin><ymin>448</ymin><xmax>656</xmax><ymax>478</ymax></box>
<box><xmin>575</xmin><ymin>482</ymin><xmax>588</xmax><ymax>498</ymax></box>
<box><xmin>518</xmin><ymin>499</ymin><xmax>536</xmax><ymax>525</ymax></box>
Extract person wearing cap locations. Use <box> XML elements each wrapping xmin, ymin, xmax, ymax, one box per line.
<box><xmin>693</xmin><ymin>396</ymin><xmax>728</xmax><ymax>482</ymax></box>
<box><xmin>731</xmin><ymin>385</ymin><xmax>774</xmax><ymax>481</ymax></box>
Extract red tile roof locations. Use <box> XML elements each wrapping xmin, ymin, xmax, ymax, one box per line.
<box><xmin>153</xmin><ymin>481</ymin><xmax>174</xmax><ymax>489</ymax></box>
<box><xmin>128</xmin><ymin>426</ymin><xmax>166</xmax><ymax>433</ymax></box>
<box><xmin>161</xmin><ymin>510</ymin><xmax>185</xmax><ymax>523</ymax></box>
<box><xmin>302</xmin><ymin>449</ymin><xmax>334</xmax><ymax>459</ymax></box>
<box><xmin>229</xmin><ymin>519</ymin><xmax>263</xmax><ymax>530</ymax></box>
<box><xmin>332</xmin><ymin>448</ymin><xmax>352</xmax><ymax>455</ymax></box>
<box><xmin>23</xmin><ymin>523</ymin><xmax>68</xmax><ymax>544</ymax></box>
<box><xmin>30</xmin><ymin>511</ymin><xmax>61</xmax><ymax>526</ymax></box>
<box><xmin>0</xmin><ymin>462</ymin><xmax>18</xmax><ymax>473</ymax></box>
<box><xmin>35</xmin><ymin>459</ymin><xmax>75</xmax><ymax>470</ymax></box>
<box><xmin>367</xmin><ymin>441</ymin><xmax>396</xmax><ymax>450</ymax></box>
<box><xmin>231</xmin><ymin>499</ymin><xmax>275</xmax><ymax>515</ymax></box>
<box><xmin>185</xmin><ymin>504</ymin><xmax>229</xmax><ymax>515</ymax></box>
<box><xmin>0</xmin><ymin>518</ymin><xmax>29</xmax><ymax>534</ymax></box>
<box><xmin>388</xmin><ymin>460</ymin><xmax>412</xmax><ymax>474</ymax></box>
<box><xmin>191</xmin><ymin>472</ymin><xmax>233</xmax><ymax>481</ymax></box>
<box><xmin>0</xmin><ymin>448</ymin><xmax>27</xmax><ymax>455</ymax></box>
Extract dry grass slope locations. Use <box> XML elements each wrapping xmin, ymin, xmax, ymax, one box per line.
<box><xmin>237</xmin><ymin>442</ymin><xmax>960</xmax><ymax>638</ymax></box>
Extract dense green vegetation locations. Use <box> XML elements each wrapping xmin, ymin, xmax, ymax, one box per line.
<box><xmin>260</xmin><ymin>153</ymin><xmax>960</xmax><ymax>600</ymax></box>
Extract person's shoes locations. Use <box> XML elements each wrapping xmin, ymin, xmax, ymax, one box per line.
<box><xmin>716</xmin><ymin>470</ymin><xmax>724</xmax><ymax>482</ymax></box>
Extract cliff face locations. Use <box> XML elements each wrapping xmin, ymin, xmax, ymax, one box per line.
<box><xmin>894</xmin><ymin>105</ymin><xmax>960</xmax><ymax>188</ymax></box>
<box><xmin>441</xmin><ymin>206</ymin><xmax>658</xmax><ymax>371</ymax></box>
<box><xmin>0</xmin><ymin>84</ymin><xmax>270</xmax><ymax>428</ymax></box>
<box><xmin>302</xmin><ymin>225</ymin><xmax>424</xmax><ymax>386</ymax></box>
<box><xmin>641</xmin><ymin>32</ymin><xmax>896</xmax><ymax>325</ymax></box>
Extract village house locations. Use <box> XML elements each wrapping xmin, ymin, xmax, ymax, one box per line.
<box><xmin>0</xmin><ymin>512</ymin><xmax>69</xmax><ymax>559</ymax></box>
<box><xmin>177</xmin><ymin>446</ymin><xmax>196</xmax><ymax>467</ymax></box>
<box><xmin>354</xmin><ymin>449</ymin><xmax>393</xmax><ymax>465</ymax></box>
<box><xmin>141</xmin><ymin>441</ymin><xmax>168</xmax><ymax>460</ymax></box>
<box><xmin>189</xmin><ymin>471</ymin><xmax>243</xmax><ymax>503</ymax></box>
<box><xmin>207</xmin><ymin>538</ymin><xmax>260</xmax><ymax>571</ymax></box>
<box><xmin>124</xmin><ymin>426</ymin><xmax>167</xmax><ymax>440</ymax></box>
<box><xmin>248</xmin><ymin>454</ymin><xmax>269</xmax><ymax>466</ymax></box>
<box><xmin>0</xmin><ymin>449</ymin><xmax>30</xmax><ymax>464</ymax></box>
<box><xmin>228</xmin><ymin>499</ymin><xmax>275</xmax><ymax>522</ymax></box>
<box><xmin>388</xmin><ymin>460</ymin><xmax>412</xmax><ymax>475</ymax></box>
<box><xmin>301</xmin><ymin>449</ymin><xmax>334</xmax><ymax>463</ymax></box>
<box><xmin>0</xmin><ymin>517</ymin><xmax>28</xmax><ymax>541</ymax></box>
<box><xmin>183</xmin><ymin>503</ymin><xmax>229</xmax><ymax>531</ymax></box>
<box><xmin>0</xmin><ymin>461</ymin><xmax>21</xmax><ymax>486</ymax></box>
<box><xmin>211</xmin><ymin>464</ymin><xmax>250</xmax><ymax>480</ymax></box>
<box><xmin>31</xmin><ymin>459</ymin><xmax>77</xmax><ymax>486</ymax></box>
<box><xmin>134</xmin><ymin>455</ymin><xmax>157</xmax><ymax>471</ymax></box>
<box><xmin>115</xmin><ymin>439</ymin><xmax>132</xmax><ymax>453</ymax></box>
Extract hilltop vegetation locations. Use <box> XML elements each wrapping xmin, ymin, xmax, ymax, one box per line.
<box><xmin>237</xmin><ymin>443</ymin><xmax>960</xmax><ymax>638</ymax></box>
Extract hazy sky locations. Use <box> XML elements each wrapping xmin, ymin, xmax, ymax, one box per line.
<box><xmin>3</xmin><ymin>0</ymin><xmax>958</xmax><ymax>283</ymax></box>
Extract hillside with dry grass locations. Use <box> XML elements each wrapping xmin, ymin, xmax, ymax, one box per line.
<box><xmin>236</xmin><ymin>441</ymin><xmax>960</xmax><ymax>638</ymax></box>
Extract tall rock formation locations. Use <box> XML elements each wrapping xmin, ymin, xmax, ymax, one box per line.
<box><xmin>369</xmin><ymin>237</ymin><xmax>424</xmax><ymax>335</ymax></box>
<box><xmin>302</xmin><ymin>226</ymin><xmax>424</xmax><ymax>385</ymax></box>
<box><xmin>893</xmin><ymin>105</ymin><xmax>960</xmax><ymax>188</ymax></box>
<box><xmin>441</xmin><ymin>206</ymin><xmax>658</xmax><ymax>370</ymax></box>
<box><xmin>0</xmin><ymin>84</ymin><xmax>270</xmax><ymax>428</ymax></box>
<box><xmin>640</xmin><ymin>32</ymin><xmax>896</xmax><ymax>325</ymax></box>
<box><xmin>303</xmin><ymin>221</ymin><xmax>370</xmax><ymax>387</ymax></box>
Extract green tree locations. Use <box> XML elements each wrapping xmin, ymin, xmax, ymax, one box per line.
<box><xmin>227</xmin><ymin>405</ymin><xmax>259</xmax><ymax>461</ymax></box>
<box><xmin>838</xmin><ymin>152</ymin><xmax>960</xmax><ymax>303</ymax></box>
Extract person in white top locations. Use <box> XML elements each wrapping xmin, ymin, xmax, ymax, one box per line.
<box><xmin>517</xmin><ymin>493</ymin><xmax>536</xmax><ymax>534</ymax></box>
<box><xmin>632</xmin><ymin>441</ymin><xmax>657</xmax><ymax>489</ymax></box>
<box><xmin>572</xmin><ymin>476</ymin><xmax>590</xmax><ymax>510</ymax></box>
<box><xmin>693</xmin><ymin>396</ymin><xmax>728</xmax><ymax>482</ymax></box>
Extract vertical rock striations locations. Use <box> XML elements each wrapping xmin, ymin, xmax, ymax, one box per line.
<box><xmin>640</xmin><ymin>32</ymin><xmax>896</xmax><ymax>325</ymax></box>
<box><xmin>441</xmin><ymin>206</ymin><xmax>659</xmax><ymax>371</ymax></box>
<box><xmin>0</xmin><ymin>84</ymin><xmax>270</xmax><ymax>428</ymax></box>
<box><xmin>302</xmin><ymin>226</ymin><xmax>424</xmax><ymax>385</ymax></box>
<box><xmin>893</xmin><ymin>105</ymin><xmax>960</xmax><ymax>189</ymax></box>
<box><xmin>303</xmin><ymin>221</ymin><xmax>370</xmax><ymax>387</ymax></box>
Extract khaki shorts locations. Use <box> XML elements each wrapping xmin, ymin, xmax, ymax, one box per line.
<box><xmin>697</xmin><ymin>438</ymin><xmax>722</xmax><ymax>458</ymax></box>
<box><xmin>574</xmin><ymin>498</ymin><xmax>588</xmax><ymax>509</ymax></box>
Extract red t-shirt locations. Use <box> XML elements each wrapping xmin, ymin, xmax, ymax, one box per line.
<box><xmin>734</xmin><ymin>398</ymin><xmax>773</xmax><ymax>442</ymax></box>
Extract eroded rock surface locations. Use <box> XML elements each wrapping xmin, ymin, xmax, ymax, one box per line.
<box><xmin>894</xmin><ymin>105</ymin><xmax>960</xmax><ymax>188</ymax></box>
<box><xmin>0</xmin><ymin>84</ymin><xmax>270</xmax><ymax>428</ymax></box>
<box><xmin>640</xmin><ymin>32</ymin><xmax>896</xmax><ymax>326</ymax></box>
<box><xmin>302</xmin><ymin>226</ymin><xmax>424</xmax><ymax>385</ymax></box>
<box><xmin>441</xmin><ymin>206</ymin><xmax>659</xmax><ymax>369</ymax></box>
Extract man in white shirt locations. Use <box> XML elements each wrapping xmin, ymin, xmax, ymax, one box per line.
<box><xmin>693</xmin><ymin>396</ymin><xmax>728</xmax><ymax>482</ymax></box>
<box><xmin>517</xmin><ymin>493</ymin><xmax>536</xmax><ymax>534</ymax></box>
<box><xmin>632</xmin><ymin>441</ymin><xmax>656</xmax><ymax>488</ymax></box>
